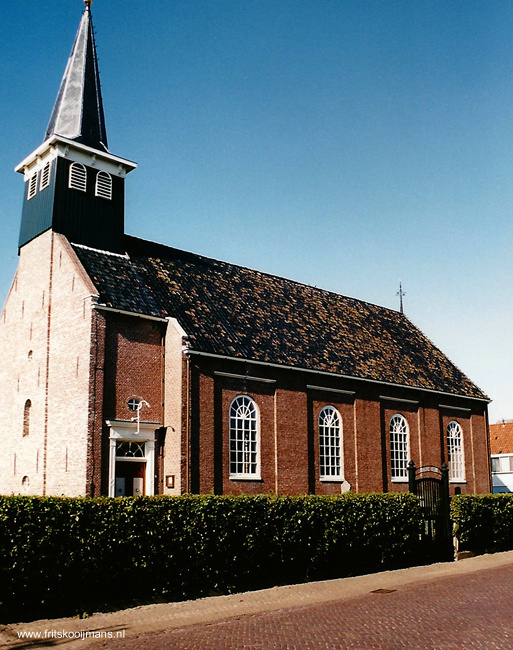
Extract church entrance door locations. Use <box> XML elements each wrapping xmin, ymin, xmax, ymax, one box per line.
<box><xmin>107</xmin><ymin>420</ymin><xmax>158</xmax><ymax>497</ymax></box>
<box><xmin>115</xmin><ymin>460</ymin><xmax>146</xmax><ymax>496</ymax></box>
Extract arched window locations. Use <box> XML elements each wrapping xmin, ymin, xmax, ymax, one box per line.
<box><xmin>23</xmin><ymin>400</ymin><xmax>31</xmax><ymax>437</ymax></box>
<box><xmin>319</xmin><ymin>406</ymin><xmax>343</xmax><ymax>479</ymax></box>
<box><xmin>229</xmin><ymin>395</ymin><xmax>260</xmax><ymax>478</ymax></box>
<box><xmin>95</xmin><ymin>171</ymin><xmax>112</xmax><ymax>200</ymax></box>
<box><xmin>69</xmin><ymin>162</ymin><xmax>87</xmax><ymax>192</ymax></box>
<box><xmin>390</xmin><ymin>414</ymin><xmax>409</xmax><ymax>480</ymax></box>
<box><xmin>447</xmin><ymin>421</ymin><xmax>465</xmax><ymax>481</ymax></box>
<box><xmin>116</xmin><ymin>441</ymin><xmax>146</xmax><ymax>458</ymax></box>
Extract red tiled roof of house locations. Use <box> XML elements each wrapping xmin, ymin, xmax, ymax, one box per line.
<box><xmin>490</xmin><ymin>422</ymin><xmax>513</xmax><ymax>455</ymax></box>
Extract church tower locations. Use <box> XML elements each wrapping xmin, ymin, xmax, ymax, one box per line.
<box><xmin>15</xmin><ymin>0</ymin><xmax>136</xmax><ymax>254</ymax></box>
<box><xmin>0</xmin><ymin>1</ymin><xmax>141</xmax><ymax>498</ymax></box>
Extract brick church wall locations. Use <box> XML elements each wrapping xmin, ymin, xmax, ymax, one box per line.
<box><xmin>0</xmin><ymin>236</ymin><xmax>491</xmax><ymax>497</ymax></box>
<box><xmin>348</xmin><ymin>396</ymin><xmax>379</xmax><ymax>493</ymax></box>
<box><xmin>45</xmin><ymin>236</ymin><xmax>97</xmax><ymax>496</ymax></box>
<box><xmin>473</xmin><ymin>413</ymin><xmax>492</xmax><ymax>493</ymax></box>
<box><xmin>0</xmin><ymin>233</ymin><xmax>53</xmax><ymax>495</ymax></box>
<box><xmin>162</xmin><ymin>318</ymin><xmax>187</xmax><ymax>496</ymax></box>
<box><xmin>100</xmin><ymin>312</ymin><xmax>165</xmax><ymax>496</ymax></box>
<box><xmin>0</xmin><ymin>232</ymin><xmax>96</xmax><ymax>496</ymax></box>
<box><xmin>187</xmin><ymin>356</ymin><xmax>490</xmax><ymax>496</ymax></box>
<box><xmin>102</xmin><ymin>313</ymin><xmax>164</xmax><ymax>425</ymax></box>
<box><xmin>87</xmin><ymin>308</ymin><xmax>107</xmax><ymax>496</ymax></box>
<box><xmin>274</xmin><ymin>379</ymin><xmax>309</xmax><ymax>495</ymax></box>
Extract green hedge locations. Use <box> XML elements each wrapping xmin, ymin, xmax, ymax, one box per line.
<box><xmin>452</xmin><ymin>494</ymin><xmax>513</xmax><ymax>555</ymax></box>
<box><xmin>0</xmin><ymin>493</ymin><xmax>422</xmax><ymax>623</ymax></box>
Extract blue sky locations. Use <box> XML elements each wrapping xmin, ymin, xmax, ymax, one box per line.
<box><xmin>1</xmin><ymin>0</ymin><xmax>512</xmax><ymax>422</ymax></box>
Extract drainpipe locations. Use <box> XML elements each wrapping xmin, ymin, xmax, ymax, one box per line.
<box><xmin>185</xmin><ymin>352</ymin><xmax>191</xmax><ymax>494</ymax></box>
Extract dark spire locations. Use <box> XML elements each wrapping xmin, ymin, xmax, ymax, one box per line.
<box><xmin>45</xmin><ymin>1</ymin><xmax>108</xmax><ymax>152</ymax></box>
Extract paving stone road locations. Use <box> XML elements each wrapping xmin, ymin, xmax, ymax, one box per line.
<box><xmin>3</xmin><ymin>552</ymin><xmax>513</xmax><ymax>649</ymax></box>
<box><xmin>98</xmin><ymin>563</ymin><xmax>513</xmax><ymax>649</ymax></box>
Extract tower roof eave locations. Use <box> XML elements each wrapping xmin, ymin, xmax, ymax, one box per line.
<box><xmin>15</xmin><ymin>135</ymin><xmax>137</xmax><ymax>178</ymax></box>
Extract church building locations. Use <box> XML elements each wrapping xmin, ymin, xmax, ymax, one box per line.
<box><xmin>0</xmin><ymin>2</ymin><xmax>491</xmax><ymax>498</ymax></box>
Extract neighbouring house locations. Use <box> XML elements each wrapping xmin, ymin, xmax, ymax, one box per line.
<box><xmin>0</xmin><ymin>3</ymin><xmax>491</xmax><ymax>498</ymax></box>
<box><xmin>489</xmin><ymin>421</ymin><xmax>513</xmax><ymax>493</ymax></box>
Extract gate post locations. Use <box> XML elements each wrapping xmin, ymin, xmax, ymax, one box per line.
<box><xmin>440</xmin><ymin>462</ymin><xmax>451</xmax><ymax>541</ymax></box>
<box><xmin>408</xmin><ymin>460</ymin><xmax>417</xmax><ymax>494</ymax></box>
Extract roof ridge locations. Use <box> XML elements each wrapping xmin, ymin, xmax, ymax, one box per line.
<box><xmin>124</xmin><ymin>234</ymin><xmax>402</xmax><ymax>317</ymax></box>
<box><xmin>72</xmin><ymin>242</ymin><xmax>129</xmax><ymax>258</ymax></box>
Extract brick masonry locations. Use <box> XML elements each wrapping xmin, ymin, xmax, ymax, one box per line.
<box><xmin>0</xmin><ymin>232</ymin><xmax>96</xmax><ymax>496</ymax></box>
<box><xmin>184</xmin><ymin>355</ymin><xmax>491</xmax><ymax>496</ymax></box>
<box><xmin>0</xmin><ymin>233</ymin><xmax>491</xmax><ymax>497</ymax></box>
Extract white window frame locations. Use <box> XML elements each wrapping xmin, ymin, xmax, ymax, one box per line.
<box><xmin>27</xmin><ymin>172</ymin><xmax>38</xmax><ymax>200</ymax></box>
<box><xmin>106</xmin><ymin>420</ymin><xmax>158</xmax><ymax>497</ymax></box>
<box><xmin>69</xmin><ymin>162</ymin><xmax>87</xmax><ymax>192</ymax></box>
<box><xmin>116</xmin><ymin>440</ymin><xmax>146</xmax><ymax>458</ymax></box>
<box><xmin>95</xmin><ymin>171</ymin><xmax>113</xmax><ymax>200</ymax></box>
<box><xmin>229</xmin><ymin>395</ymin><xmax>261</xmax><ymax>480</ymax></box>
<box><xmin>127</xmin><ymin>397</ymin><xmax>141</xmax><ymax>412</ymax></box>
<box><xmin>447</xmin><ymin>421</ymin><xmax>465</xmax><ymax>482</ymax></box>
<box><xmin>319</xmin><ymin>405</ymin><xmax>343</xmax><ymax>481</ymax></box>
<box><xmin>390</xmin><ymin>414</ymin><xmax>409</xmax><ymax>482</ymax></box>
<box><xmin>40</xmin><ymin>161</ymin><xmax>51</xmax><ymax>191</ymax></box>
<box><xmin>492</xmin><ymin>455</ymin><xmax>513</xmax><ymax>474</ymax></box>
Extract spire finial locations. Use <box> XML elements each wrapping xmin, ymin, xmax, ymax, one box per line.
<box><xmin>397</xmin><ymin>281</ymin><xmax>406</xmax><ymax>315</ymax></box>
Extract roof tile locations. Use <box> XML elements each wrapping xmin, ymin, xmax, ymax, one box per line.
<box><xmin>72</xmin><ymin>235</ymin><xmax>488</xmax><ymax>400</ymax></box>
<box><xmin>490</xmin><ymin>422</ymin><xmax>513</xmax><ymax>454</ymax></box>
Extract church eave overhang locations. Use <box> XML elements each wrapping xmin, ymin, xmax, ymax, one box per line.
<box><xmin>15</xmin><ymin>135</ymin><xmax>137</xmax><ymax>179</ymax></box>
<box><xmin>183</xmin><ymin>349</ymin><xmax>491</xmax><ymax>404</ymax></box>
<box><xmin>93</xmin><ymin>303</ymin><xmax>169</xmax><ymax>323</ymax></box>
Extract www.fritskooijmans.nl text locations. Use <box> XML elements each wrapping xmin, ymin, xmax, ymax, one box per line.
<box><xmin>17</xmin><ymin>628</ymin><xmax>126</xmax><ymax>641</ymax></box>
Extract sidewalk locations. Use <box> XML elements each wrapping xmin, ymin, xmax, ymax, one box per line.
<box><xmin>2</xmin><ymin>550</ymin><xmax>513</xmax><ymax>649</ymax></box>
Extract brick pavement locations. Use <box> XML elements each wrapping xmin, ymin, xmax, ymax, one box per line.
<box><xmin>97</xmin><ymin>563</ymin><xmax>513</xmax><ymax>649</ymax></box>
<box><xmin>2</xmin><ymin>551</ymin><xmax>513</xmax><ymax>649</ymax></box>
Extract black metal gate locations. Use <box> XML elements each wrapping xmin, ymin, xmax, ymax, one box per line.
<box><xmin>408</xmin><ymin>462</ymin><xmax>453</xmax><ymax>561</ymax></box>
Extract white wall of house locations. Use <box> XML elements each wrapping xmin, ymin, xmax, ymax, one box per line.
<box><xmin>491</xmin><ymin>454</ymin><xmax>513</xmax><ymax>493</ymax></box>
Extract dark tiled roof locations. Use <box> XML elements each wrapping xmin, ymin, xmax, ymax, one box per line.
<box><xmin>72</xmin><ymin>235</ymin><xmax>488</xmax><ymax>400</ymax></box>
<box><xmin>490</xmin><ymin>422</ymin><xmax>513</xmax><ymax>454</ymax></box>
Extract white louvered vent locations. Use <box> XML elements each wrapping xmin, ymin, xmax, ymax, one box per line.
<box><xmin>69</xmin><ymin>162</ymin><xmax>87</xmax><ymax>192</ymax></box>
<box><xmin>95</xmin><ymin>171</ymin><xmax>112</xmax><ymax>200</ymax></box>
<box><xmin>27</xmin><ymin>172</ymin><xmax>38</xmax><ymax>200</ymax></box>
<box><xmin>40</xmin><ymin>162</ymin><xmax>51</xmax><ymax>190</ymax></box>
